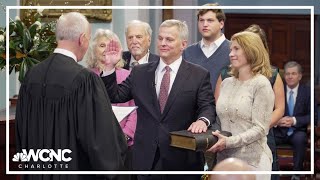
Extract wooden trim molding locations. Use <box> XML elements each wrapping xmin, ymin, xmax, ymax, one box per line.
<box><xmin>162</xmin><ymin>0</ymin><xmax>173</xmax><ymax>21</ymax></box>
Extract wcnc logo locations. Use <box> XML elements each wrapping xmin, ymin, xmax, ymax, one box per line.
<box><xmin>13</xmin><ymin>149</ymin><xmax>72</xmax><ymax>169</ymax></box>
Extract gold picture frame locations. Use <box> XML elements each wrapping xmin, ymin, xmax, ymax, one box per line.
<box><xmin>20</xmin><ymin>0</ymin><xmax>112</xmax><ymax>22</ymax></box>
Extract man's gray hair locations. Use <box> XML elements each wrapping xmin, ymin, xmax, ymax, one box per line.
<box><xmin>125</xmin><ymin>20</ymin><xmax>152</xmax><ymax>37</ymax></box>
<box><xmin>284</xmin><ymin>61</ymin><xmax>303</xmax><ymax>73</ymax></box>
<box><xmin>160</xmin><ymin>19</ymin><xmax>189</xmax><ymax>41</ymax></box>
<box><xmin>56</xmin><ymin>12</ymin><xmax>89</xmax><ymax>41</ymax></box>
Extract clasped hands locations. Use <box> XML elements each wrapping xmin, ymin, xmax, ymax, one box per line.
<box><xmin>277</xmin><ymin>116</ymin><xmax>294</xmax><ymax>127</ymax></box>
<box><xmin>103</xmin><ymin>39</ymin><xmax>122</xmax><ymax>71</ymax></box>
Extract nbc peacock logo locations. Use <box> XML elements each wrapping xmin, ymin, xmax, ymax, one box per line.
<box><xmin>12</xmin><ymin>152</ymin><xmax>28</xmax><ymax>162</ymax></box>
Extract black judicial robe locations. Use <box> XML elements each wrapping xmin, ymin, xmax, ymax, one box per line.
<box><xmin>15</xmin><ymin>53</ymin><xmax>127</xmax><ymax>180</ymax></box>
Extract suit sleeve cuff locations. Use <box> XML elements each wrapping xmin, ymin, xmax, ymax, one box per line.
<box><xmin>198</xmin><ymin>117</ymin><xmax>210</xmax><ymax>127</ymax></box>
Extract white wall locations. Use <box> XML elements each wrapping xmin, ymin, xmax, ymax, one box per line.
<box><xmin>173</xmin><ymin>0</ymin><xmax>198</xmax><ymax>45</ymax></box>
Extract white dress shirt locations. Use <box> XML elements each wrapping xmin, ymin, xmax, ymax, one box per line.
<box><xmin>155</xmin><ymin>57</ymin><xmax>182</xmax><ymax>97</ymax></box>
<box><xmin>54</xmin><ymin>48</ymin><xmax>77</xmax><ymax>62</ymax></box>
<box><xmin>129</xmin><ymin>52</ymin><xmax>150</xmax><ymax>70</ymax></box>
<box><xmin>155</xmin><ymin>57</ymin><xmax>210</xmax><ymax>126</ymax></box>
<box><xmin>200</xmin><ymin>34</ymin><xmax>226</xmax><ymax>58</ymax></box>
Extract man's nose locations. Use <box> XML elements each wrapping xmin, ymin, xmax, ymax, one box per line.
<box><xmin>160</xmin><ymin>39</ymin><xmax>167</xmax><ymax>46</ymax></box>
<box><xmin>132</xmin><ymin>37</ymin><xmax>138</xmax><ymax>43</ymax></box>
<box><xmin>203</xmin><ymin>20</ymin><xmax>209</xmax><ymax>26</ymax></box>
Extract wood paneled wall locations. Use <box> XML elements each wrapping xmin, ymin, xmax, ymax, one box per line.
<box><xmin>224</xmin><ymin>14</ymin><xmax>311</xmax><ymax>84</ymax></box>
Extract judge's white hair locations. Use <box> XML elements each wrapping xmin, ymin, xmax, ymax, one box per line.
<box><xmin>56</xmin><ymin>12</ymin><xmax>89</xmax><ymax>41</ymax></box>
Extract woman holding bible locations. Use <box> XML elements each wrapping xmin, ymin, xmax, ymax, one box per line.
<box><xmin>207</xmin><ymin>31</ymin><xmax>274</xmax><ymax>180</ymax></box>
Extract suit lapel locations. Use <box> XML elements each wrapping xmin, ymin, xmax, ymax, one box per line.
<box><xmin>161</xmin><ymin>60</ymin><xmax>190</xmax><ymax>118</ymax></box>
<box><xmin>293</xmin><ymin>85</ymin><xmax>303</xmax><ymax>115</ymax></box>
<box><xmin>285</xmin><ymin>86</ymin><xmax>289</xmax><ymax>114</ymax></box>
<box><xmin>147</xmin><ymin>62</ymin><xmax>161</xmax><ymax>115</ymax></box>
<box><xmin>148</xmin><ymin>53</ymin><xmax>160</xmax><ymax>63</ymax></box>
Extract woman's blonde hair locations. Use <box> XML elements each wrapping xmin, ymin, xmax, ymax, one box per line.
<box><xmin>85</xmin><ymin>28</ymin><xmax>125</xmax><ymax>71</ymax></box>
<box><xmin>230</xmin><ymin>31</ymin><xmax>272</xmax><ymax>79</ymax></box>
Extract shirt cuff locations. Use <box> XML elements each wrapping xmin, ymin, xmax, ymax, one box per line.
<box><xmin>101</xmin><ymin>68</ymin><xmax>115</xmax><ymax>77</ymax></box>
<box><xmin>292</xmin><ymin>117</ymin><xmax>297</xmax><ymax>126</ymax></box>
<box><xmin>198</xmin><ymin>117</ymin><xmax>210</xmax><ymax>127</ymax></box>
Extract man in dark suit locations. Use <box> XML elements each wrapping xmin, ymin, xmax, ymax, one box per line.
<box><xmin>101</xmin><ymin>19</ymin><xmax>216</xmax><ymax>180</ymax></box>
<box><xmin>274</xmin><ymin>61</ymin><xmax>310</xmax><ymax>172</ymax></box>
<box><xmin>123</xmin><ymin>20</ymin><xmax>159</xmax><ymax>70</ymax></box>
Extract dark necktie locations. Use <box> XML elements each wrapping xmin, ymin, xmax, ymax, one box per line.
<box><xmin>159</xmin><ymin>66</ymin><xmax>170</xmax><ymax>113</ymax></box>
<box><xmin>287</xmin><ymin>90</ymin><xmax>294</xmax><ymax>136</ymax></box>
<box><xmin>131</xmin><ymin>61</ymin><xmax>139</xmax><ymax>69</ymax></box>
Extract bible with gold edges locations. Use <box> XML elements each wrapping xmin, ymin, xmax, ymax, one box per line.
<box><xmin>170</xmin><ymin>130</ymin><xmax>232</xmax><ymax>152</ymax></box>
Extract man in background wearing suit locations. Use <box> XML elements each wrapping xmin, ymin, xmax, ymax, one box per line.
<box><xmin>101</xmin><ymin>19</ymin><xmax>216</xmax><ymax>180</ymax></box>
<box><xmin>123</xmin><ymin>20</ymin><xmax>159</xmax><ymax>70</ymax></box>
<box><xmin>274</xmin><ymin>61</ymin><xmax>310</xmax><ymax>173</ymax></box>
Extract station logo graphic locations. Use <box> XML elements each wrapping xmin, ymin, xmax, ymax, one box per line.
<box><xmin>12</xmin><ymin>149</ymin><xmax>72</xmax><ymax>169</ymax></box>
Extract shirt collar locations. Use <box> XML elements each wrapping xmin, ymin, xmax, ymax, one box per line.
<box><xmin>158</xmin><ymin>56</ymin><xmax>182</xmax><ymax>74</ymax></box>
<box><xmin>130</xmin><ymin>51</ymin><xmax>149</xmax><ymax>65</ymax></box>
<box><xmin>200</xmin><ymin>34</ymin><xmax>226</xmax><ymax>48</ymax></box>
<box><xmin>287</xmin><ymin>84</ymin><xmax>299</xmax><ymax>94</ymax></box>
<box><xmin>54</xmin><ymin>48</ymin><xmax>77</xmax><ymax>62</ymax></box>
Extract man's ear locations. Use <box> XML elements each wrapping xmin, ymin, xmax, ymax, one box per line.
<box><xmin>147</xmin><ymin>36</ymin><xmax>151</xmax><ymax>46</ymax></box>
<box><xmin>298</xmin><ymin>73</ymin><xmax>302</xmax><ymax>81</ymax></box>
<box><xmin>220</xmin><ymin>20</ymin><xmax>224</xmax><ymax>30</ymax></box>
<box><xmin>79</xmin><ymin>33</ymin><xmax>86</xmax><ymax>46</ymax></box>
<box><xmin>181</xmin><ymin>40</ymin><xmax>187</xmax><ymax>51</ymax></box>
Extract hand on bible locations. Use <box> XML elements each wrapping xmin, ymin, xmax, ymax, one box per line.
<box><xmin>207</xmin><ymin>130</ymin><xmax>226</xmax><ymax>153</ymax></box>
<box><xmin>103</xmin><ymin>39</ymin><xmax>122</xmax><ymax>70</ymax></box>
<box><xmin>187</xmin><ymin>120</ymin><xmax>207</xmax><ymax>133</ymax></box>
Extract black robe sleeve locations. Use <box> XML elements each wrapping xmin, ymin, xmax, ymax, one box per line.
<box><xmin>15</xmin><ymin>68</ymin><xmax>127</xmax><ymax>173</ymax></box>
<box><xmin>101</xmin><ymin>71</ymin><xmax>133</xmax><ymax>104</ymax></box>
<box><xmin>74</xmin><ymin>71</ymin><xmax>127</xmax><ymax>171</ymax></box>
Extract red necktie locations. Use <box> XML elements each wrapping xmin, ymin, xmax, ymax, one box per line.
<box><xmin>159</xmin><ymin>66</ymin><xmax>170</xmax><ymax>113</ymax></box>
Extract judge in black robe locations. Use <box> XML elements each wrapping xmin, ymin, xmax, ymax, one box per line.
<box><xmin>15</xmin><ymin>53</ymin><xmax>127</xmax><ymax>180</ymax></box>
<box><xmin>15</xmin><ymin>12</ymin><xmax>127</xmax><ymax>180</ymax></box>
